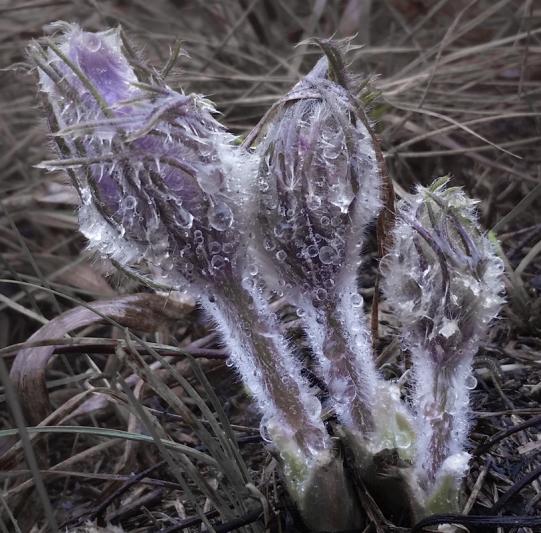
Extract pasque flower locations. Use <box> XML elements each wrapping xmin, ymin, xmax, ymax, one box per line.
<box><xmin>246</xmin><ymin>42</ymin><xmax>411</xmax><ymax>448</ymax></box>
<box><xmin>31</xmin><ymin>24</ymin><xmax>360</xmax><ymax>531</ymax></box>
<box><xmin>381</xmin><ymin>177</ymin><xmax>505</xmax><ymax>512</ymax></box>
<box><xmin>30</xmin><ymin>23</ymin><xmax>507</xmax><ymax>529</ymax></box>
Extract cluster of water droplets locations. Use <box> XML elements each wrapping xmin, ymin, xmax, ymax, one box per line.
<box><xmin>255</xmin><ymin>63</ymin><xmax>381</xmax><ymax>312</ymax></box>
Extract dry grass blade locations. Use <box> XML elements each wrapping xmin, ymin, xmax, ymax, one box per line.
<box><xmin>9</xmin><ymin>293</ymin><xmax>191</xmax><ymax>425</ymax></box>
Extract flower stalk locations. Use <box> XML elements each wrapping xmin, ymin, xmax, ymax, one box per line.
<box><xmin>381</xmin><ymin>177</ymin><xmax>505</xmax><ymax>514</ymax></box>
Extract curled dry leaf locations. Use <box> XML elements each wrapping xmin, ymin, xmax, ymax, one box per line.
<box><xmin>10</xmin><ymin>293</ymin><xmax>192</xmax><ymax>425</ymax></box>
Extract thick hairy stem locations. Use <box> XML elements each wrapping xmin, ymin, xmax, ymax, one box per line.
<box><xmin>303</xmin><ymin>301</ymin><xmax>376</xmax><ymax>435</ymax></box>
<box><xmin>411</xmin><ymin>347</ymin><xmax>473</xmax><ymax>516</ymax></box>
<box><xmin>201</xmin><ymin>285</ymin><xmax>363</xmax><ymax>531</ymax></box>
<box><xmin>201</xmin><ymin>287</ymin><xmax>328</xmax><ymax>461</ymax></box>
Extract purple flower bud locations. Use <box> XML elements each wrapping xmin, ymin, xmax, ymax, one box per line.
<box><xmin>32</xmin><ymin>23</ymin><xmax>251</xmax><ymax>291</ymax></box>
<box><xmin>381</xmin><ymin>177</ymin><xmax>505</xmax><ymax>509</ymax></box>
<box><xmin>246</xmin><ymin>43</ymin><xmax>386</xmax><ymax>436</ymax></box>
<box><xmin>252</xmin><ymin>52</ymin><xmax>381</xmax><ymax>302</ymax></box>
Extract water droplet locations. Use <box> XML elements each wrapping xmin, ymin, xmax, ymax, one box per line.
<box><xmin>319</xmin><ymin>246</ymin><xmax>338</xmax><ymax>265</ymax></box>
<box><xmin>351</xmin><ymin>293</ymin><xmax>363</xmax><ymax>307</ymax></box>
<box><xmin>260</xmin><ymin>419</ymin><xmax>273</xmax><ymax>443</ymax></box>
<box><xmin>330</xmin><ymin>216</ymin><xmax>342</xmax><ymax>227</ymax></box>
<box><xmin>83</xmin><ymin>34</ymin><xmax>101</xmax><ymax>53</ymax></box>
<box><xmin>306</xmin><ymin>245</ymin><xmax>319</xmax><ymax>258</ymax></box>
<box><xmin>209</xmin><ymin>241</ymin><xmax>221</xmax><ymax>254</ymax></box>
<box><xmin>176</xmin><ymin>209</ymin><xmax>194</xmax><ymax>230</ymax></box>
<box><xmin>211</xmin><ymin>255</ymin><xmax>225</xmax><ymax>270</ymax></box>
<box><xmin>263</xmin><ymin>238</ymin><xmax>276</xmax><ymax>252</ymax></box>
<box><xmin>465</xmin><ymin>375</ymin><xmax>477</xmax><ymax>390</ymax></box>
<box><xmin>296</xmin><ymin>308</ymin><xmax>306</xmax><ymax>318</ymax></box>
<box><xmin>276</xmin><ymin>250</ymin><xmax>287</xmax><ymax>262</ymax></box>
<box><xmin>208</xmin><ymin>201</ymin><xmax>233</xmax><ymax>231</ymax></box>
<box><xmin>314</xmin><ymin>288</ymin><xmax>328</xmax><ymax>301</ymax></box>
<box><xmin>274</xmin><ymin>222</ymin><xmax>292</xmax><ymax>239</ymax></box>
<box><xmin>124</xmin><ymin>196</ymin><xmax>136</xmax><ymax>210</ymax></box>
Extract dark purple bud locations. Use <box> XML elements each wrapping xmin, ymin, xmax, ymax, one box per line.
<box><xmin>250</xmin><ymin>48</ymin><xmax>382</xmax><ymax>306</ymax></box>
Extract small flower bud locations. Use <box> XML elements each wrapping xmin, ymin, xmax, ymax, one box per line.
<box><xmin>381</xmin><ymin>177</ymin><xmax>505</xmax><ymax>509</ymax></box>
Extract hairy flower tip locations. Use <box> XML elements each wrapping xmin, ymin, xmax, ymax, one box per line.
<box><xmin>252</xmin><ymin>47</ymin><xmax>382</xmax><ymax>305</ymax></box>
<box><xmin>32</xmin><ymin>22</ymin><xmax>254</xmax><ymax>290</ymax></box>
<box><xmin>381</xmin><ymin>177</ymin><xmax>505</xmax><ymax>365</ymax></box>
<box><xmin>381</xmin><ymin>177</ymin><xmax>505</xmax><ymax>498</ymax></box>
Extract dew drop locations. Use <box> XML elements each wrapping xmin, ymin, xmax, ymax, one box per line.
<box><xmin>319</xmin><ymin>246</ymin><xmax>338</xmax><ymax>265</ymax></box>
<box><xmin>259</xmin><ymin>419</ymin><xmax>273</xmax><ymax>443</ymax></box>
<box><xmin>208</xmin><ymin>201</ymin><xmax>233</xmax><ymax>231</ymax></box>
<box><xmin>209</xmin><ymin>241</ymin><xmax>221</xmax><ymax>255</ymax></box>
<box><xmin>351</xmin><ymin>293</ymin><xmax>363</xmax><ymax>307</ymax></box>
<box><xmin>276</xmin><ymin>250</ymin><xmax>287</xmax><ymax>262</ymax></box>
<box><xmin>306</xmin><ymin>245</ymin><xmax>319</xmax><ymax>258</ymax></box>
<box><xmin>176</xmin><ymin>210</ymin><xmax>194</xmax><ymax>230</ymax></box>
<box><xmin>465</xmin><ymin>375</ymin><xmax>478</xmax><ymax>390</ymax></box>
<box><xmin>314</xmin><ymin>288</ymin><xmax>328</xmax><ymax>301</ymax></box>
<box><xmin>211</xmin><ymin>255</ymin><xmax>225</xmax><ymax>270</ymax></box>
<box><xmin>263</xmin><ymin>238</ymin><xmax>276</xmax><ymax>252</ymax></box>
<box><xmin>124</xmin><ymin>196</ymin><xmax>136</xmax><ymax>210</ymax></box>
<box><xmin>83</xmin><ymin>34</ymin><xmax>101</xmax><ymax>53</ymax></box>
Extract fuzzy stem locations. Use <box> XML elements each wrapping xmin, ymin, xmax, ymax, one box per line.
<box><xmin>201</xmin><ymin>284</ymin><xmax>363</xmax><ymax>531</ymax></box>
<box><xmin>412</xmin><ymin>345</ymin><xmax>473</xmax><ymax>491</ymax></box>
<box><xmin>303</xmin><ymin>300</ymin><xmax>376</xmax><ymax>434</ymax></box>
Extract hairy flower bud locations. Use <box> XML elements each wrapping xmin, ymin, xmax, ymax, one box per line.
<box><xmin>252</xmin><ymin>51</ymin><xmax>381</xmax><ymax>301</ymax></box>
<box><xmin>32</xmin><ymin>22</ymin><xmax>248</xmax><ymax>291</ymax></box>
<box><xmin>381</xmin><ymin>177</ymin><xmax>505</xmax><ymax>512</ymax></box>
<box><xmin>246</xmin><ymin>43</ymin><xmax>392</xmax><ymax>437</ymax></box>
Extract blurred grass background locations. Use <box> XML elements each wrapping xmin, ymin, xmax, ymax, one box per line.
<box><xmin>0</xmin><ymin>1</ymin><xmax>540</xmax><ymax>531</ymax></box>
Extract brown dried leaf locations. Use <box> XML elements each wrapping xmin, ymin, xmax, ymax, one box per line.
<box><xmin>10</xmin><ymin>293</ymin><xmax>192</xmax><ymax>425</ymax></box>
